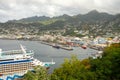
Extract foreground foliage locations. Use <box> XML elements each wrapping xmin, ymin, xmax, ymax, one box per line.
<box><xmin>51</xmin><ymin>56</ymin><xmax>94</xmax><ymax>80</ymax></box>
<box><xmin>90</xmin><ymin>43</ymin><xmax>120</xmax><ymax>80</ymax></box>
<box><xmin>23</xmin><ymin>66</ymin><xmax>49</xmax><ymax>80</ymax></box>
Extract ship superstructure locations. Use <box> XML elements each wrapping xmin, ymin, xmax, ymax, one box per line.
<box><xmin>0</xmin><ymin>45</ymin><xmax>55</xmax><ymax>80</ymax></box>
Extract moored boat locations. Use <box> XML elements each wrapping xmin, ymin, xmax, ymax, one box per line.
<box><xmin>52</xmin><ymin>44</ymin><xmax>60</xmax><ymax>49</ymax></box>
<box><xmin>81</xmin><ymin>45</ymin><xmax>87</xmax><ymax>49</ymax></box>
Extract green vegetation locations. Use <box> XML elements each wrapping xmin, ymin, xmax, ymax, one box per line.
<box><xmin>51</xmin><ymin>56</ymin><xmax>94</xmax><ymax>80</ymax></box>
<box><xmin>23</xmin><ymin>66</ymin><xmax>49</xmax><ymax>80</ymax></box>
<box><xmin>40</xmin><ymin>19</ymin><xmax>65</xmax><ymax>25</ymax></box>
<box><xmin>22</xmin><ymin>43</ymin><xmax>120</xmax><ymax>80</ymax></box>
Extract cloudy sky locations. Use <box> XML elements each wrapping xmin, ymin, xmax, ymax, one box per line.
<box><xmin>0</xmin><ymin>0</ymin><xmax>120</xmax><ymax>22</ymax></box>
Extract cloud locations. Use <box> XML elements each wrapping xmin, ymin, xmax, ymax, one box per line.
<box><xmin>0</xmin><ymin>0</ymin><xmax>120</xmax><ymax>22</ymax></box>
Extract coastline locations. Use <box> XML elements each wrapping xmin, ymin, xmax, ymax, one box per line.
<box><xmin>0</xmin><ymin>38</ymin><xmax>104</xmax><ymax>51</ymax></box>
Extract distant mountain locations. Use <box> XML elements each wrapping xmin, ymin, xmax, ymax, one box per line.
<box><xmin>2</xmin><ymin>10</ymin><xmax>120</xmax><ymax>36</ymax></box>
<box><xmin>8</xmin><ymin>10</ymin><xmax>114</xmax><ymax>23</ymax></box>
<box><xmin>53</xmin><ymin>14</ymin><xmax>72</xmax><ymax>20</ymax></box>
<box><xmin>74</xmin><ymin>10</ymin><xmax>114</xmax><ymax>23</ymax></box>
<box><xmin>8</xmin><ymin>16</ymin><xmax>50</xmax><ymax>23</ymax></box>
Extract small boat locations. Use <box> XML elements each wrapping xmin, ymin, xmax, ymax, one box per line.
<box><xmin>81</xmin><ymin>45</ymin><xmax>87</xmax><ymax>49</ymax></box>
<box><xmin>52</xmin><ymin>44</ymin><xmax>60</xmax><ymax>49</ymax></box>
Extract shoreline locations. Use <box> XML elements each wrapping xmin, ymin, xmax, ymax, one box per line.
<box><xmin>0</xmin><ymin>38</ymin><xmax>104</xmax><ymax>51</ymax></box>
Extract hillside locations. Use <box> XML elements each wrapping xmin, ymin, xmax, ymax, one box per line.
<box><xmin>0</xmin><ymin>10</ymin><xmax>120</xmax><ymax>37</ymax></box>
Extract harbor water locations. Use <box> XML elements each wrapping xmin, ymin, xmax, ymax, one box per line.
<box><xmin>0</xmin><ymin>39</ymin><xmax>98</xmax><ymax>73</ymax></box>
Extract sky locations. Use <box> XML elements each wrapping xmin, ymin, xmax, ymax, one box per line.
<box><xmin>0</xmin><ymin>0</ymin><xmax>120</xmax><ymax>22</ymax></box>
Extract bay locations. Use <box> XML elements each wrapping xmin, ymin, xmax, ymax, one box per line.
<box><xmin>0</xmin><ymin>39</ymin><xmax>98</xmax><ymax>73</ymax></box>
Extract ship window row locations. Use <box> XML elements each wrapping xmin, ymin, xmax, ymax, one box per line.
<box><xmin>0</xmin><ymin>68</ymin><xmax>32</xmax><ymax>73</ymax></box>
<box><xmin>1</xmin><ymin>65</ymin><xmax>33</xmax><ymax>69</ymax></box>
<box><xmin>0</xmin><ymin>61</ymin><xmax>32</xmax><ymax>65</ymax></box>
<box><xmin>0</xmin><ymin>62</ymin><xmax>32</xmax><ymax>66</ymax></box>
<box><xmin>0</xmin><ymin>68</ymin><xmax>27</xmax><ymax>71</ymax></box>
<box><xmin>0</xmin><ymin>66</ymin><xmax>33</xmax><ymax>71</ymax></box>
<box><xmin>1</xmin><ymin>65</ymin><xmax>32</xmax><ymax>68</ymax></box>
<box><xmin>3</xmin><ymin>67</ymin><xmax>28</xmax><ymax>70</ymax></box>
<box><xmin>0</xmin><ymin>65</ymin><xmax>33</xmax><ymax>70</ymax></box>
<box><xmin>0</xmin><ymin>67</ymin><xmax>33</xmax><ymax>72</ymax></box>
<box><xmin>0</xmin><ymin>63</ymin><xmax>31</xmax><ymax>67</ymax></box>
<box><xmin>0</xmin><ymin>63</ymin><xmax>33</xmax><ymax>68</ymax></box>
<box><xmin>3</xmin><ymin>66</ymin><xmax>29</xmax><ymax>69</ymax></box>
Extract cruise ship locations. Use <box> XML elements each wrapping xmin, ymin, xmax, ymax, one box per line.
<box><xmin>0</xmin><ymin>45</ymin><xmax>55</xmax><ymax>80</ymax></box>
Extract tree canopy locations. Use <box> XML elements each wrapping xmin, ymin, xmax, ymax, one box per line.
<box><xmin>23</xmin><ymin>66</ymin><xmax>49</xmax><ymax>80</ymax></box>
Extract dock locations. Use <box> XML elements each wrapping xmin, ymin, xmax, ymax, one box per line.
<box><xmin>40</xmin><ymin>41</ymin><xmax>73</xmax><ymax>51</ymax></box>
<box><xmin>60</xmin><ymin>46</ymin><xmax>73</xmax><ymax>51</ymax></box>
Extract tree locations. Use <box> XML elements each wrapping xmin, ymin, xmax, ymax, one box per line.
<box><xmin>23</xmin><ymin>66</ymin><xmax>50</xmax><ymax>80</ymax></box>
<box><xmin>90</xmin><ymin>43</ymin><xmax>120</xmax><ymax>80</ymax></box>
<box><xmin>51</xmin><ymin>55</ymin><xmax>94</xmax><ymax>80</ymax></box>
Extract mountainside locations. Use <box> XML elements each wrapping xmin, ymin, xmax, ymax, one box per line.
<box><xmin>1</xmin><ymin>10</ymin><xmax>120</xmax><ymax>37</ymax></box>
<box><xmin>74</xmin><ymin>10</ymin><xmax>114</xmax><ymax>22</ymax></box>
<box><xmin>8</xmin><ymin>16</ymin><xmax>50</xmax><ymax>23</ymax></box>
<box><xmin>8</xmin><ymin>10</ymin><xmax>115</xmax><ymax>23</ymax></box>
